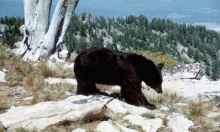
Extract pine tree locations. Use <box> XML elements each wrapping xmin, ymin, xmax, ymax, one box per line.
<box><xmin>211</xmin><ymin>60</ymin><xmax>220</xmax><ymax>80</ymax></box>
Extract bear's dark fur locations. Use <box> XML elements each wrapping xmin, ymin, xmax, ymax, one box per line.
<box><xmin>74</xmin><ymin>47</ymin><xmax>163</xmax><ymax>109</ymax></box>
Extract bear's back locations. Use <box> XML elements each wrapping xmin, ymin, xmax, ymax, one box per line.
<box><xmin>75</xmin><ymin>47</ymin><xmax>122</xmax><ymax>69</ymax></box>
<box><xmin>74</xmin><ymin>47</ymin><xmax>132</xmax><ymax>84</ymax></box>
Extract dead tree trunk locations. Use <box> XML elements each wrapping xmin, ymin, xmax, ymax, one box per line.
<box><xmin>14</xmin><ymin>0</ymin><xmax>79</xmax><ymax>61</ymax></box>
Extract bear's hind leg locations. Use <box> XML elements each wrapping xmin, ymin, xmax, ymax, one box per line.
<box><xmin>76</xmin><ymin>79</ymin><xmax>100</xmax><ymax>95</ymax></box>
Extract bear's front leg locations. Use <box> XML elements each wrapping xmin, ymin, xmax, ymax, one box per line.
<box><xmin>121</xmin><ymin>83</ymin><xmax>156</xmax><ymax>110</ymax></box>
<box><xmin>139</xmin><ymin>93</ymin><xmax>156</xmax><ymax>110</ymax></box>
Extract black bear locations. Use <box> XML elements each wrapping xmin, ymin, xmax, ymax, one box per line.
<box><xmin>74</xmin><ymin>47</ymin><xmax>163</xmax><ymax>109</ymax></box>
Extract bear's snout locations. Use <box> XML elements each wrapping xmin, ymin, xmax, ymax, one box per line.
<box><xmin>155</xmin><ymin>86</ymin><xmax>163</xmax><ymax>93</ymax></box>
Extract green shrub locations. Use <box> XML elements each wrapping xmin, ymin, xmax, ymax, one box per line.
<box><xmin>133</xmin><ymin>51</ymin><xmax>178</xmax><ymax>70</ymax></box>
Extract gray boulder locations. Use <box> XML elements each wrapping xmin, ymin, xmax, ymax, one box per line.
<box><xmin>95</xmin><ymin>120</ymin><xmax>138</xmax><ymax>132</ymax></box>
<box><xmin>0</xmin><ymin>95</ymin><xmax>113</xmax><ymax>132</ymax></box>
<box><xmin>163</xmin><ymin>63</ymin><xmax>201</xmax><ymax>79</ymax></box>
<box><xmin>123</xmin><ymin>114</ymin><xmax>163</xmax><ymax>132</ymax></box>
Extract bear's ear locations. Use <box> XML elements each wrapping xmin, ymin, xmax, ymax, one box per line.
<box><xmin>157</xmin><ymin>63</ymin><xmax>164</xmax><ymax>71</ymax></box>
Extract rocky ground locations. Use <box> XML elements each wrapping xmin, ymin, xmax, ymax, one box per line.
<box><xmin>0</xmin><ymin>62</ymin><xmax>220</xmax><ymax>132</ymax></box>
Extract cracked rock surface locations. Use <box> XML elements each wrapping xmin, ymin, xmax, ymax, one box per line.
<box><xmin>0</xmin><ymin>95</ymin><xmax>112</xmax><ymax>131</ymax></box>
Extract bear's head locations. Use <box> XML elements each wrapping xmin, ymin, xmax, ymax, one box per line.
<box><xmin>139</xmin><ymin>60</ymin><xmax>164</xmax><ymax>93</ymax></box>
<box><xmin>145</xmin><ymin>63</ymin><xmax>164</xmax><ymax>93</ymax></box>
<box><xmin>128</xmin><ymin>54</ymin><xmax>164</xmax><ymax>93</ymax></box>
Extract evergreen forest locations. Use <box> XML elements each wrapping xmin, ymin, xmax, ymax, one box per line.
<box><xmin>1</xmin><ymin>14</ymin><xmax>220</xmax><ymax>80</ymax></box>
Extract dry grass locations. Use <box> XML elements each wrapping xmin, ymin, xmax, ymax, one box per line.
<box><xmin>161</xmin><ymin>90</ymin><xmax>183</xmax><ymax>104</ymax></box>
<box><xmin>43</xmin><ymin>92</ymin><xmax>55</xmax><ymax>101</ymax></box>
<box><xmin>186</xmin><ymin>98</ymin><xmax>207</xmax><ymax>121</ymax></box>
<box><xmin>0</xmin><ymin>47</ymin><xmax>75</xmax><ymax>105</ymax></box>
<box><xmin>32</xmin><ymin>75</ymin><xmax>45</xmax><ymax>91</ymax></box>
<box><xmin>28</xmin><ymin>82</ymin><xmax>76</xmax><ymax>105</ymax></box>
<box><xmin>5</xmin><ymin>57</ymin><xmax>33</xmax><ymax>86</ymax></box>
<box><xmin>124</xmin><ymin>122</ymin><xmax>143</xmax><ymax>132</ymax></box>
<box><xmin>31</xmin><ymin>91</ymin><xmax>57</xmax><ymax>105</ymax></box>
<box><xmin>146</xmin><ymin>89</ymin><xmax>217</xmax><ymax>131</ymax></box>
<box><xmin>201</xmin><ymin>118</ymin><xmax>214</xmax><ymax>130</ymax></box>
<box><xmin>31</xmin><ymin>92</ymin><xmax>40</xmax><ymax>105</ymax></box>
<box><xmin>141</xmin><ymin>112</ymin><xmax>156</xmax><ymax>119</ymax></box>
<box><xmin>0</xmin><ymin>46</ymin><xmax>10</xmax><ymax>69</ymax></box>
<box><xmin>96</xmin><ymin>84</ymin><xmax>115</xmax><ymax>91</ymax></box>
<box><xmin>180</xmin><ymin>98</ymin><xmax>216</xmax><ymax>130</ymax></box>
<box><xmin>104</xmin><ymin>110</ymin><xmax>126</xmax><ymax>122</ymax></box>
<box><xmin>15</xmin><ymin>127</ymin><xmax>29</xmax><ymax>132</ymax></box>
<box><xmin>54</xmin><ymin>64</ymin><xmax>75</xmax><ymax>79</ymax></box>
<box><xmin>36</xmin><ymin>62</ymin><xmax>58</xmax><ymax>78</ymax></box>
<box><xmin>0</xmin><ymin>101</ymin><xmax>9</xmax><ymax>111</ymax></box>
<box><xmin>24</xmin><ymin>72</ymin><xmax>35</xmax><ymax>87</ymax></box>
<box><xmin>4</xmin><ymin>56</ymin><xmax>71</xmax><ymax>87</ymax></box>
<box><xmin>147</xmin><ymin>90</ymin><xmax>183</xmax><ymax>106</ymax></box>
<box><xmin>65</xmin><ymin>57</ymin><xmax>76</xmax><ymax>63</ymax></box>
<box><xmin>213</xmin><ymin>114</ymin><xmax>220</xmax><ymax>122</ymax></box>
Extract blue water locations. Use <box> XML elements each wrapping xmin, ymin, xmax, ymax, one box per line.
<box><xmin>0</xmin><ymin>0</ymin><xmax>220</xmax><ymax>32</ymax></box>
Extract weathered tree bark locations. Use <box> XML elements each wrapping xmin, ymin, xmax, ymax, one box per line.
<box><xmin>14</xmin><ymin>0</ymin><xmax>79</xmax><ymax>61</ymax></box>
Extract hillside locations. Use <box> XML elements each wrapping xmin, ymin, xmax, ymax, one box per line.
<box><xmin>0</xmin><ymin>52</ymin><xmax>219</xmax><ymax>131</ymax></box>
<box><xmin>64</xmin><ymin>13</ymin><xmax>220</xmax><ymax>80</ymax></box>
<box><xmin>1</xmin><ymin>14</ymin><xmax>220</xmax><ymax>80</ymax></box>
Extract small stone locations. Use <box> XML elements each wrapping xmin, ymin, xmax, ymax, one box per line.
<box><xmin>43</xmin><ymin>88</ymin><xmax>52</xmax><ymax>92</ymax></box>
<box><xmin>58</xmin><ymin>49</ymin><xmax>69</xmax><ymax>59</ymax></box>
<box><xmin>72</xmin><ymin>128</ymin><xmax>86</xmax><ymax>132</ymax></box>
<box><xmin>157</xmin><ymin>127</ymin><xmax>173</xmax><ymax>132</ymax></box>
<box><xmin>96</xmin><ymin>121</ymin><xmax>137</xmax><ymax>132</ymax></box>
<box><xmin>65</xmin><ymin>91</ymin><xmax>73</xmax><ymax>96</ymax></box>
<box><xmin>167</xmin><ymin>113</ymin><xmax>194</xmax><ymax>132</ymax></box>
<box><xmin>214</xmin><ymin>122</ymin><xmax>220</xmax><ymax>127</ymax></box>
<box><xmin>44</xmin><ymin>77</ymin><xmax>77</xmax><ymax>85</ymax></box>
<box><xmin>96</xmin><ymin>121</ymin><xmax>120</xmax><ymax>132</ymax></box>
<box><xmin>2</xmin><ymin>69</ymin><xmax>8</xmax><ymax>72</ymax></box>
<box><xmin>207</xmin><ymin>112</ymin><xmax>220</xmax><ymax>118</ymax></box>
<box><xmin>176</xmin><ymin>103</ymin><xmax>187</xmax><ymax>106</ymax></box>
<box><xmin>23</xmin><ymin>96</ymin><xmax>34</xmax><ymax>101</ymax></box>
<box><xmin>0</xmin><ymin>71</ymin><xmax>6</xmax><ymax>82</ymax></box>
<box><xmin>4</xmin><ymin>53</ymin><xmax>12</xmax><ymax>58</ymax></box>
<box><xmin>11</xmin><ymin>87</ymin><xmax>26</xmax><ymax>96</ymax></box>
<box><xmin>160</xmin><ymin>106</ymin><xmax>169</xmax><ymax>111</ymax></box>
